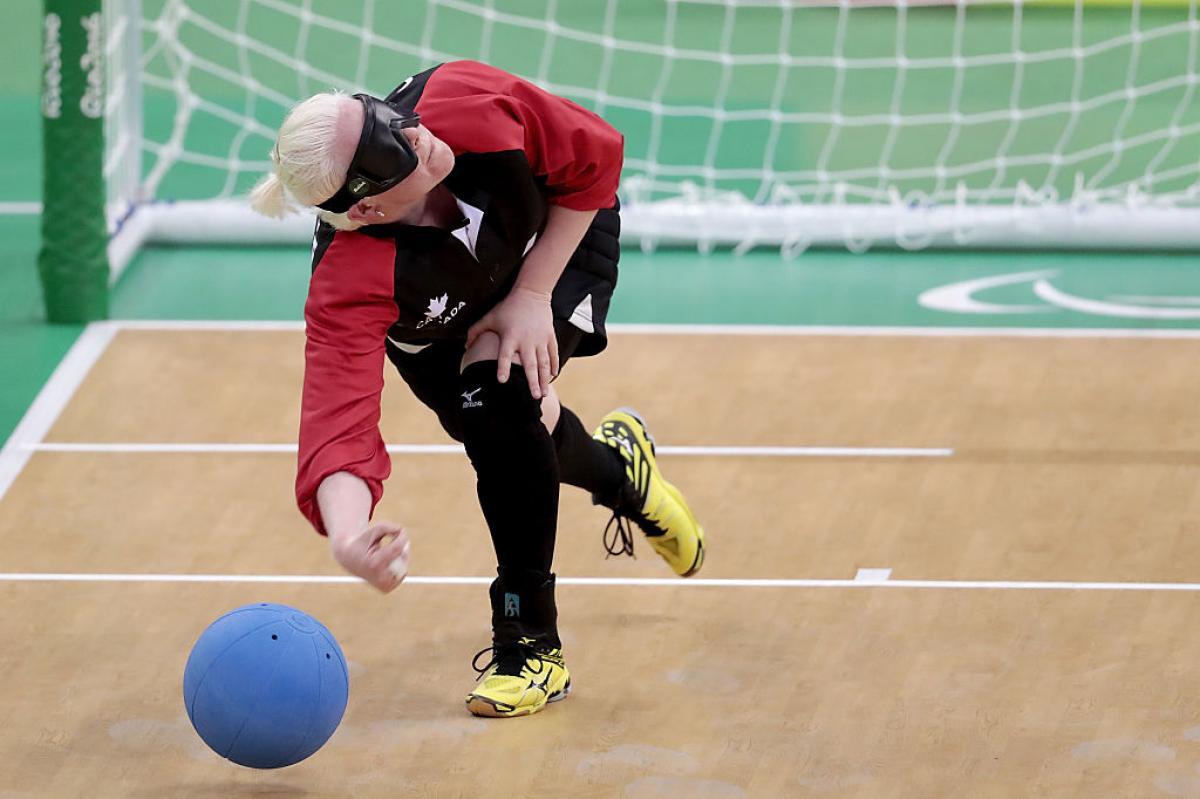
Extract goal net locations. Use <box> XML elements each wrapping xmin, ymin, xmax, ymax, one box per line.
<box><xmin>41</xmin><ymin>0</ymin><xmax>1200</xmax><ymax>317</ymax></box>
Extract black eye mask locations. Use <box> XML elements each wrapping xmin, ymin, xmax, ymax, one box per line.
<box><xmin>316</xmin><ymin>94</ymin><xmax>422</xmax><ymax>213</ymax></box>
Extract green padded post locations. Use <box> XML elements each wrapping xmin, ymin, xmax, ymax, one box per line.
<box><xmin>39</xmin><ymin>0</ymin><xmax>110</xmax><ymax>323</ymax></box>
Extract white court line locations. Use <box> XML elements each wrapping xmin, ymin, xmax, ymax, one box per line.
<box><xmin>0</xmin><ymin>201</ymin><xmax>41</xmax><ymax>215</ymax></box>
<box><xmin>26</xmin><ymin>442</ymin><xmax>953</xmax><ymax>458</ymax></box>
<box><xmin>4</xmin><ymin>572</ymin><xmax>1200</xmax><ymax>592</ymax></box>
<box><xmin>113</xmin><ymin>319</ymin><xmax>304</xmax><ymax>331</ymax></box>
<box><xmin>0</xmin><ymin>323</ymin><xmax>116</xmax><ymax>503</ymax></box>
<box><xmin>609</xmin><ymin>324</ymin><xmax>1200</xmax><ymax>338</ymax></box>
<box><xmin>105</xmin><ymin>319</ymin><xmax>1200</xmax><ymax>338</ymax></box>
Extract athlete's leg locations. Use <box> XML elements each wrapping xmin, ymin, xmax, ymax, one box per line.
<box><xmin>459</xmin><ymin>331</ymin><xmax>559</xmax><ymax>582</ymax></box>
<box><xmin>458</xmin><ymin>332</ymin><xmax>570</xmax><ymax>717</ymax></box>
<box><xmin>385</xmin><ymin>340</ymin><xmax>468</xmax><ymax>442</ymax></box>
<box><xmin>592</xmin><ymin>408</ymin><xmax>706</xmax><ymax>576</ymax></box>
<box><xmin>544</xmin><ymin>389</ymin><xmax>628</xmax><ymax>507</ymax></box>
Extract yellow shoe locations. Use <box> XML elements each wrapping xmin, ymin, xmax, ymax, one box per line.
<box><xmin>593</xmin><ymin>408</ymin><xmax>706</xmax><ymax>577</ymax></box>
<box><xmin>465</xmin><ymin>638</ymin><xmax>571</xmax><ymax>718</ymax></box>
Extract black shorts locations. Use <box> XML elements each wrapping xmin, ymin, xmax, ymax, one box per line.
<box><xmin>384</xmin><ymin>204</ymin><xmax>620</xmax><ymax>442</ymax></box>
<box><xmin>548</xmin><ymin>201</ymin><xmax>619</xmax><ymax>359</ymax></box>
<box><xmin>386</xmin><ymin>320</ymin><xmax>588</xmax><ymax>442</ymax></box>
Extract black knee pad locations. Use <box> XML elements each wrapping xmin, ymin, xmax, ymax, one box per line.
<box><xmin>459</xmin><ymin>361</ymin><xmax>561</xmax><ymax>576</ymax></box>
<box><xmin>458</xmin><ymin>360</ymin><xmax>544</xmax><ymax>465</ymax></box>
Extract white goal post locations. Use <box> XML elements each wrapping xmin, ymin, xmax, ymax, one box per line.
<box><xmin>45</xmin><ymin>0</ymin><xmax>1200</xmax><ymax>302</ymax></box>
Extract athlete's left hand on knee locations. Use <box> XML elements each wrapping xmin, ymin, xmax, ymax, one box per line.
<box><xmin>467</xmin><ymin>287</ymin><xmax>559</xmax><ymax>399</ymax></box>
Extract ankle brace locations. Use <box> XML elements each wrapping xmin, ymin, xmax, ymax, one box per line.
<box><xmin>490</xmin><ymin>567</ymin><xmax>560</xmax><ymax>647</ymax></box>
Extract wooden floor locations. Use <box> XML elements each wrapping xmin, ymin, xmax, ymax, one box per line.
<box><xmin>3</xmin><ymin>327</ymin><xmax>1200</xmax><ymax>797</ymax></box>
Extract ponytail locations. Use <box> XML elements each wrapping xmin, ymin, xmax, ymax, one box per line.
<box><xmin>251</xmin><ymin>92</ymin><xmax>349</xmax><ymax>218</ymax></box>
<box><xmin>249</xmin><ymin>172</ymin><xmax>293</xmax><ymax>218</ymax></box>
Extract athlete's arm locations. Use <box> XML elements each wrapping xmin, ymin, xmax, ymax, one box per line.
<box><xmin>418</xmin><ymin>62</ymin><xmax>625</xmax><ymax>210</ymax></box>
<box><xmin>296</xmin><ymin>231</ymin><xmax>398</xmax><ymax>530</ymax></box>
<box><xmin>298</xmin><ymin>233</ymin><xmax>411</xmax><ymax>592</ymax></box>
<box><xmin>467</xmin><ymin>205</ymin><xmax>596</xmax><ymax>399</ymax></box>
<box><xmin>437</xmin><ymin>64</ymin><xmax>619</xmax><ymax>396</ymax></box>
<box><xmin>318</xmin><ymin>471</ymin><xmax>410</xmax><ymax>593</ymax></box>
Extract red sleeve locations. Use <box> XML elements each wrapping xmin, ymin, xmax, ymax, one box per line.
<box><xmin>296</xmin><ymin>231</ymin><xmax>398</xmax><ymax>535</ymax></box>
<box><xmin>417</xmin><ymin>61</ymin><xmax>624</xmax><ymax>211</ymax></box>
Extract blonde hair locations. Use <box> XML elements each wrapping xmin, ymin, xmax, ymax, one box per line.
<box><xmin>249</xmin><ymin>92</ymin><xmax>361</xmax><ymax>230</ymax></box>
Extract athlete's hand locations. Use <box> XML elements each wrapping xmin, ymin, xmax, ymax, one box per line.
<box><xmin>466</xmin><ymin>286</ymin><xmax>558</xmax><ymax>400</ymax></box>
<box><xmin>329</xmin><ymin>521</ymin><xmax>411</xmax><ymax>593</ymax></box>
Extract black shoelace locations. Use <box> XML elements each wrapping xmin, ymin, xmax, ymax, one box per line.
<box><xmin>472</xmin><ymin>639</ymin><xmax>547</xmax><ymax>679</ymax></box>
<box><xmin>599</xmin><ymin>425</ymin><xmax>663</xmax><ymax>560</ymax></box>
<box><xmin>603</xmin><ymin>511</ymin><xmax>637</xmax><ymax>559</ymax></box>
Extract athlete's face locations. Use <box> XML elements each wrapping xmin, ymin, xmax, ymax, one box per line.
<box><xmin>334</xmin><ymin>97</ymin><xmax>455</xmax><ymax>225</ymax></box>
<box><xmin>381</xmin><ymin>123</ymin><xmax>456</xmax><ymax>203</ymax></box>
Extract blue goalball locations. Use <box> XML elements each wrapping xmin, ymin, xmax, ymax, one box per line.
<box><xmin>183</xmin><ymin>603</ymin><xmax>349</xmax><ymax>769</ymax></box>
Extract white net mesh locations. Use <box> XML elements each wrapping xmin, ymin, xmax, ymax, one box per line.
<box><xmin>105</xmin><ymin>0</ymin><xmax>1200</xmax><ymax>255</ymax></box>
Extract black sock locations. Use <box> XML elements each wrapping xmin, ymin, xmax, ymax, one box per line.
<box><xmin>490</xmin><ymin>567</ymin><xmax>559</xmax><ymax>648</ymax></box>
<box><xmin>552</xmin><ymin>406</ymin><xmax>628</xmax><ymax>507</ymax></box>
<box><xmin>459</xmin><ymin>361</ymin><xmax>559</xmax><ymax>576</ymax></box>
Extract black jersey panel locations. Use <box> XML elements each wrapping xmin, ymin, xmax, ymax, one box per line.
<box><xmin>382</xmin><ymin>64</ymin><xmax>441</xmax><ymax>114</ymax></box>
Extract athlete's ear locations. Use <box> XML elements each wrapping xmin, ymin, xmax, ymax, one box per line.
<box><xmin>345</xmin><ymin>202</ymin><xmax>373</xmax><ymax>224</ymax></box>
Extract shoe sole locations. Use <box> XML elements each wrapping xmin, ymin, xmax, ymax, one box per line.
<box><xmin>465</xmin><ymin>680</ymin><xmax>571</xmax><ymax>718</ymax></box>
<box><xmin>612</xmin><ymin>408</ymin><xmax>706</xmax><ymax>578</ymax></box>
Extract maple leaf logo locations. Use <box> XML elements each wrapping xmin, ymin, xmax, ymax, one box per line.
<box><xmin>425</xmin><ymin>293</ymin><xmax>449</xmax><ymax>319</ymax></box>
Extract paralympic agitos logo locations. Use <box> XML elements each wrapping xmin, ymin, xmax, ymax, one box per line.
<box><xmin>919</xmin><ymin>271</ymin><xmax>1200</xmax><ymax>320</ymax></box>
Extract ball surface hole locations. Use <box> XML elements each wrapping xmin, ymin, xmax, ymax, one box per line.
<box><xmin>271</xmin><ymin>634</ymin><xmax>278</xmax><ymax>640</ymax></box>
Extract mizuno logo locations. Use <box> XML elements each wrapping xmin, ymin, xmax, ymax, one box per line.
<box><xmin>462</xmin><ymin>388</ymin><xmax>483</xmax><ymax>409</ymax></box>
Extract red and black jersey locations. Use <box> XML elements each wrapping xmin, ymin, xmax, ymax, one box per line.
<box><xmin>296</xmin><ymin>61</ymin><xmax>624</xmax><ymax>534</ymax></box>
